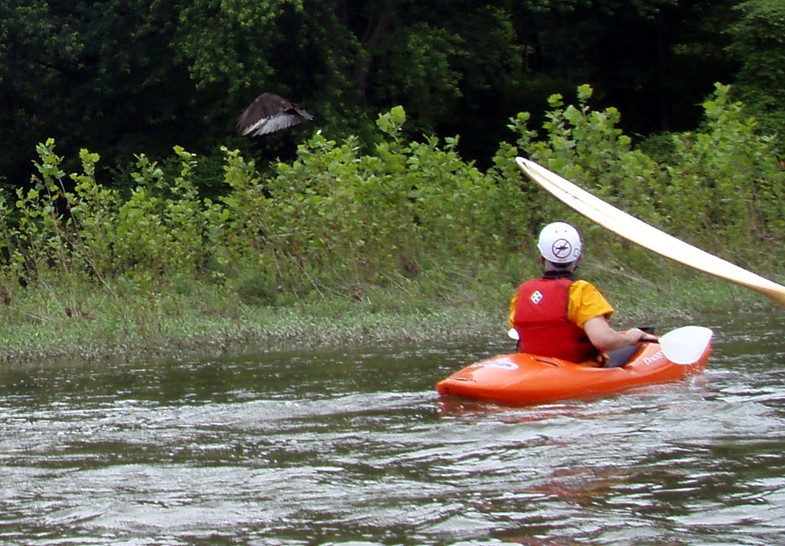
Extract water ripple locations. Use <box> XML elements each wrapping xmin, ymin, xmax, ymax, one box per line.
<box><xmin>2</xmin><ymin>314</ymin><xmax>785</xmax><ymax>544</ymax></box>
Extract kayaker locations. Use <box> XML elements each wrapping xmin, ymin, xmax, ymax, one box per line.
<box><xmin>509</xmin><ymin>221</ymin><xmax>648</xmax><ymax>366</ymax></box>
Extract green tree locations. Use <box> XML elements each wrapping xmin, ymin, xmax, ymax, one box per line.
<box><xmin>2</xmin><ymin>0</ymin><xmax>778</xmax><ymax>192</ymax></box>
<box><xmin>727</xmin><ymin>0</ymin><xmax>785</xmax><ymax>153</ymax></box>
<box><xmin>0</xmin><ymin>2</ymin><xmax>80</xmax><ymax>187</ymax></box>
<box><xmin>0</xmin><ymin>1</ymin><xmax>209</xmax><ymax>187</ymax></box>
<box><xmin>171</xmin><ymin>1</ymin><xmax>526</xmax><ymax>156</ymax></box>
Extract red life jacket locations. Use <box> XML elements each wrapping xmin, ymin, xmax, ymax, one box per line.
<box><xmin>511</xmin><ymin>275</ymin><xmax>599</xmax><ymax>363</ymax></box>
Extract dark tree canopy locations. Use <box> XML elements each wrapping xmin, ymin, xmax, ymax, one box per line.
<box><xmin>0</xmin><ymin>0</ymin><xmax>778</xmax><ymax>189</ymax></box>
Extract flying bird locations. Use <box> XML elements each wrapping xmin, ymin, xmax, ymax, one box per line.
<box><xmin>236</xmin><ymin>92</ymin><xmax>314</xmax><ymax>137</ymax></box>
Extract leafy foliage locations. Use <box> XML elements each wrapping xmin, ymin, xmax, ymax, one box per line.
<box><xmin>500</xmin><ymin>83</ymin><xmax>785</xmax><ymax>268</ymax></box>
<box><xmin>4</xmin><ymin>0</ymin><xmax>774</xmax><ymax>189</ymax></box>
<box><xmin>726</xmin><ymin>0</ymin><xmax>785</xmax><ymax>153</ymax></box>
<box><xmin>1</xmin><ymin>86</ymin><xmax>783</xmax><ymax>326</ymax></box>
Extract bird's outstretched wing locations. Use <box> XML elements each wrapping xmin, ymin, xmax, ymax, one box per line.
<box><xmin>236</xmin><ymin>92</ymin><xmax>314</xmax><ymax>137</ymax></box>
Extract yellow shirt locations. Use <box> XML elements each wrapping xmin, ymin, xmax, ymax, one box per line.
<box><xmin>508</xmin><ymin>279</ymin><xmax>615</xmax><ymax>329</ymax></box>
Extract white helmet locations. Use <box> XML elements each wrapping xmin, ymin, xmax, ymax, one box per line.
<box><xmin>537</xmin><ymin>222</ymin><xmax>582</xmax><ymax>264</ymax></box>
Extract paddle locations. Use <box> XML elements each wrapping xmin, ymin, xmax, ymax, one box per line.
<box><xmin>516</xmin><ymin>157</ymin><xmax>785</xmax><ymax>308</ymax></box>
<box><xmin>650</xmin><ymin>325</ymin><xmax>714</xmax><ymax>364</ymax></box>
<box><xmin>507</xmin><ymin>325</ymin><xmax>713</xmax><ymax>365</ymax></box>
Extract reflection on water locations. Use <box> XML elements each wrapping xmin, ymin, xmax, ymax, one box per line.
<box><xmin>1</xmin><ymin>312</ymin><xmax>785</xmax><ymax>545</ymax></box>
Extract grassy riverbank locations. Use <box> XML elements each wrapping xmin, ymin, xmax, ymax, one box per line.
<box><xmin>2</xmin><ymin>86</ymin><xmax>784</xmax><ymax>364</ymax></box>
<box><xmin>0</xmin><ymin>259</ymin><xmax>774</xmax><ymax>364</ymax></box>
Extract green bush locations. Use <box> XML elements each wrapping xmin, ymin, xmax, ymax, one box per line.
<box><xmin>497</xmin><ymin>83</ymin><xmax>785</xmax><ymax>271</ymax></box>
<box><xmin>1</xmin><ymin>83</ymin><xmax>783</xmax><ymax>344</ymax></box>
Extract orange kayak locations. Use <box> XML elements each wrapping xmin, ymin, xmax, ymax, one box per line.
<box><xmin>436</xmin><ymin>340</ymin><xmax>711</xmax><ymax>406</ymax></box>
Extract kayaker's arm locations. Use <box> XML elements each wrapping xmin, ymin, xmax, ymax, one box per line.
<box><xmin>584</xmin><ymin>316</ymin><xmax>647</xmax><ymax>353</ymax></box>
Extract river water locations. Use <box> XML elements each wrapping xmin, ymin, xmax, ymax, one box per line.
<box><xmin>1</xmin><ymin>312</ymin><xmax>785</xmax><ymax>545</ymax></box>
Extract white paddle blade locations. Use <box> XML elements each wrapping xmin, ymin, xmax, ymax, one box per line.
<box><xmin>658</xmin><ymin>326</ymin><xmax>713</xmax><ymax>365</ymax></box>
<box><xmin>508</xmin><ymin>328</ymin><xmax>519</xmax><ymax>341</ymax></box>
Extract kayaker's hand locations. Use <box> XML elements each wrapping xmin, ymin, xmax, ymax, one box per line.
<box><xmin>586</xmin><ymin>317</ymin><xmax>651</xmax><ymax>353</ymax></box>
<box><xmin>626</xmin><ymin>328</ymin><xmax>649</xmax><ymax>345</ymax></box>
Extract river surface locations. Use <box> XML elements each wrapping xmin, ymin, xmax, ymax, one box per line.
<box><xmin>2</xmin><ymin>312</ymin><xmax>785</xmax><ymax>545</ymax></box>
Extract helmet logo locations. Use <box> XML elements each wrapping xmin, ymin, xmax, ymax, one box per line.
<box><xmin>551</xmin><ymin>238</ymin><xmax>573</xmax><ymax>260</ymax></box>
